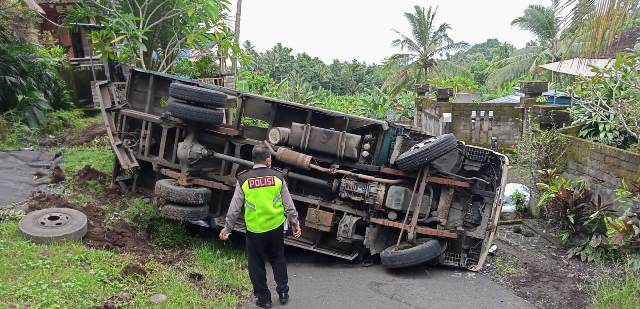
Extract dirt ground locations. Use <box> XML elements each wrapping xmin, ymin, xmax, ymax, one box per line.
<box><xmin>27</xmin><ymin>190</ymin><xmax>154</xmax><ymax>256</ymax></box>
<box><xmin>483</xmin><ymin>219</ymin><xmax>618</xmax><ymax>309</ymax></box>
<box><xmin>66</xmin><ymin>124</ymin><xmax>107</xmax><ymax>146</ymax></box>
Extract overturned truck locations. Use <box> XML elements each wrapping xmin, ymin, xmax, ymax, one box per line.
<box><xmin>96</xmin><ymin>69</ymin><xmax>507</xmax><ymax>270</ymax></box>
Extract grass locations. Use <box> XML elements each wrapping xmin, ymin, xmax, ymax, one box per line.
<box><xmin>0</xmin><ymin>221</ymin><xmax>133</xmax><ymax>308</ymax></box>
<box><xmin>0</xmin><ymin>220</ymin><xmax>251</xmax><ymax>308</ymax></box>
<box><xmin>493</xmin><ymin>253</ymin><xmax>526</xmax><ymax>276</ymax></box>
<box><xmin>58</xmin><ymin>146</ymin><xmax>114</xmax><ymax>176</ymax></box>
<box><xmin>590</xmin><ymin>270</ymin><xmax>640</xmax><ymax>309</ymax></box>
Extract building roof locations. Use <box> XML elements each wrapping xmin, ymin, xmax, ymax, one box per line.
<box><xmin>539</xmin><ymin>58</ymin><xmax>612</xmax><ymax>77</ymax></box>
<box><xmin>483</xmin><ymin>93</ymin><xmax>523</xmax><ymax>103</ymax></box>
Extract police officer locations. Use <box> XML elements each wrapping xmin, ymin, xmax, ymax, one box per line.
<box><xmin>219</xmin><ymin>145</ymin><xmax>301</xmax><ymax>308</ymax></box>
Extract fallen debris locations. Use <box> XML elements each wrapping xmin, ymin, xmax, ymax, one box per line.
<box><xmin>102</xmin><ymin>293</ymin><xmax>131</xmax><ymax>309</ymax></box>
<box><xmin>121</xmin><ymin>261</ymin><xmax>147</xmax><ymax>277</ymax></box>
<box><xmin>187</xmin><ymin>271</ymin><xmax>205</xmax><ymax>282</ymax></box>
<box><xmin>50</xmin><ymin>165</ymin><xmax>65</xmax><ymax>183</ymax></box>
<box><xmin>76</xmin><ymin>165</ymin><xmax>107</xmax><ymax>181</ymax></box>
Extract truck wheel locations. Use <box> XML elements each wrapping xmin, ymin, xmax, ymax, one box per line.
<box><xmin>395</xmin><ymin>134</ymin><xmax>458</xmax><ymax>171</ymax></box>
<box><xmin>154</xmin><ymin>179</ymin><xmax>211</xmax><ymax>205</ymax></box>
<box><xmin>380</xmin><ymin>238</ymin><xmax>443</xmax><ymax>269</ymax></box>
<box><xmin>158</xmin><ymin>203</ymin><xmax>209</xmax><ymax>221</ymax></box>
<box><xmin>18</xmin><ymin>208</ymin><xmax>88</xmax><ymax>244</ymax></box>
<box><xmin>169</xmin><ymin>82</ymin><xmax>227</xmax><ymax>107</ymax></box>
<box><xmin>167</xmin><ymin>99</ymin><xmax>225</xmax><ymax>125</ymax></box>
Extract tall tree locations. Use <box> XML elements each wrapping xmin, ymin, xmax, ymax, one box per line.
<box><xmin>487</xmin><ymin>1</ymin><xmax>565</xmax><ymax>88</ymax></box>
<box><xmin>383</xmin><ymin>5</ymin><xmax>468</xmax><ymax>94</ymax></box>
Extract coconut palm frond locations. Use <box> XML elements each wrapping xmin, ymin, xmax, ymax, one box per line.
<box><xmin>432</xmin><ymin>60</ymin><xmax>472</xmax><ymax>79</ymax></box>
<box><xmin>391</xmin><ymin>29</ymin><xmax>422</xmax><ymax>54</ymax></box>
<box><xmin>512</xmin><ymin>4</ymin><xmax>559</xmax><ymax>44</ymax></box>
<box><xmin>383</xmin><ymin>62</ymin><xmax>419</xmax><ymax>95</ymax></box>
<box><xmin>487</xmin><ymin>47</ymin><xmax>540</xmax><ymax>88</ymax></box>
<box><xmin>388</xmin><ymin>53</ymin><xmax>417</xmax><ymax>66</ymax></box>
<box><xmin>404</xmin><ymin>5</ymin><xmax>430</xmax><ymax>49</ymax></box>
<box><xmin>562</xmin><ymin>0</ymin><xmax>640</xmax><ymax>56</ymax></box>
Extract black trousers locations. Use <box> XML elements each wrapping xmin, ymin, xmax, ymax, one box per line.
<box><xmin>246</xmin><ymin>223</ymin><xmax>289</xmax><ymax>301</ymax></box>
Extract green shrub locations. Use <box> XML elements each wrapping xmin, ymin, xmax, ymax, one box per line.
<box><xmin>516</xmin><ymin>127</ymin><xmax>567</xmax><ymax>185</ymax></box>
<box><xmin>510</xmin><ymin>190</ymin><xmax>528</xmax><ymax>217</ymax></box>
<box><xmin>43</xmin><ymin>110</ymin><xmax>85</xmax><ymax>135</ymax></box>
<box><xmin>537</xmin><ymin>170</ymin><xmax>622</xmax><ymax>262</ymax></box>
<box><xmin>0</xmin><ymin>44</ymin><xmax>72</xmax><ymax>128</ymax></box>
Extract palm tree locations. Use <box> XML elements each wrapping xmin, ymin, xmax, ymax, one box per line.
<box><xmin>564</xmin><ymin>0</ymin><xmax>639</xmax><ymax>56</ymax></box>
<box><xmin>487</xmin><ymin>1</ymin><xmax>564</xmax><ymax>88</ymax></box>
<box><xmin>383</xmin><ymin>5</ymin><xmax>468</xmax><ymax>95</ymax></box>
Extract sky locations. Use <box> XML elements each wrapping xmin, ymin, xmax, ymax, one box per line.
<box><xmin>232</xmin><ymin>0</ymin><xmax>549</xmax><ymax>64</ymax></box>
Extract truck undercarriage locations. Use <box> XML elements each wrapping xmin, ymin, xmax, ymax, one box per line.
<box><xmin>97</xmin><ymin>69</ymin><xmax>507</xmax><ymax>270</ymax></box>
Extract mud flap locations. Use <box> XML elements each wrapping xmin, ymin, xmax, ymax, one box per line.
<box><xmin>95</xmin><ymin>81</ymin><xmax>139</xmax><ymax>170</ymax></box>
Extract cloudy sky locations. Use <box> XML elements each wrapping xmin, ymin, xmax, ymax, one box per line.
<box><xmin>232</xmin><ymin>0</ymin><xmax>549</xmax><ymax>64</ymax></box>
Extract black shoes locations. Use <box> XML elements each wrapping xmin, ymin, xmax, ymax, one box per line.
<box><xmin>256</xmin><ymin>299</ymin><xmax>272</xmax><ymax>308</ymax></box>
<box><xmin>255</xmin><ymin>293</ymin><xmax>287</xmax><ymax>307</ymax></box>
<box><xmin>279</xmin><ymin>292</ymin><xmax>289</xmax><ymax>305</ymax></box>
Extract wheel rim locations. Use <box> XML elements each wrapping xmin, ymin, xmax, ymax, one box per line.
<box><xmin>37</xmin><ymin>212</ymin><xmax>70</xmax><ymax>228</ymax></box>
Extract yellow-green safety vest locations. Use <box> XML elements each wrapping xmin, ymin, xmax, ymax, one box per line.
<box><xmin>238</xmin><ymin>167</ymin><xmax>286</xmax><ymax>233</ymax></box>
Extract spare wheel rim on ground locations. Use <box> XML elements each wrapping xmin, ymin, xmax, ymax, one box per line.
<box><xmin>18</xmin><ymin>207</ymin><xmax>88</xmax><ymax>244</ymax></box>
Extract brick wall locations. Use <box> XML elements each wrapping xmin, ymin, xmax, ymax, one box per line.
<box><xmin>564</xmin><ymin>134</ymin><xmax>640</xmax><ymax>190</ymax></box>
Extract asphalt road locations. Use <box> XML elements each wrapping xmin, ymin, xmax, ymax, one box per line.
<box><xmin>243</xmin><ymin>247</ymin><xmax>532</xmax><ymax>309</ymax></box>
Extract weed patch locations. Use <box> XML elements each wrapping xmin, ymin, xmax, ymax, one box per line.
<box><xmin>43</xmin><ymin>109</ymin><xmax>98</xmax><ymax>136</ymax></box>
<box><xmin>0</xmin><ymin>120</ymin><xmax>39</xmax><ymax>150</ymax></box>
<box><xmin>493</xmin><ymin>253</ymin><xmax>525</xmax><ymax>276</ymax></box>
<box><xmin>591</xmin><ymin>270</ymin><xmax>640</xmax><ymax>309</ymax></box>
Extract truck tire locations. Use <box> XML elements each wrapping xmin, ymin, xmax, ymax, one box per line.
<box><xmin>167</xmin><ymin>99</ymin><xmax>225</xmax><ymax>125</ymax></box>
<box><xmin>18</xmin><ymin>208</ymin><xmax>88</xmax><ymax>244</ymax></box>
<box><xmin>154</xmin><ymin>179</ymin><xmax>211</xmax><ymax>205</ymax></box>
<box><xmin>380</xmin><ymin>238</ymin><xmax>443</xmax><ymax>269</ymax></box>
<box><xmin>169</xmin><ymin>82</ymin><xmax>227</xmax><ymax>107</ymax></box>
<box><xmin>395</xmin><ymin>134</ymin><xmax>457</xmax><ymax>171</ymax></box>
<box><xmin>158</xmin><ymin>203</ymin><xmax>209</xmax><ymax>221</ymax></box>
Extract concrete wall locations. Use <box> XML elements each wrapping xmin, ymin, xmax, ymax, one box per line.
<box><xmin>414</xmin><ymin>95</ymin><xmax>570</xmax><ymax>148</ymax></box>
<box><xmin>439</xmin><ymin>102</ymin><xmax>523</xmax><ymax>147</ymax></box>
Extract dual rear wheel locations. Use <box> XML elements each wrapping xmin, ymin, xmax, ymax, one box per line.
<box><xmin>153</xmin><ymin>179</ymin><xmax>211</xmax><ymax>221</ymax></box>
